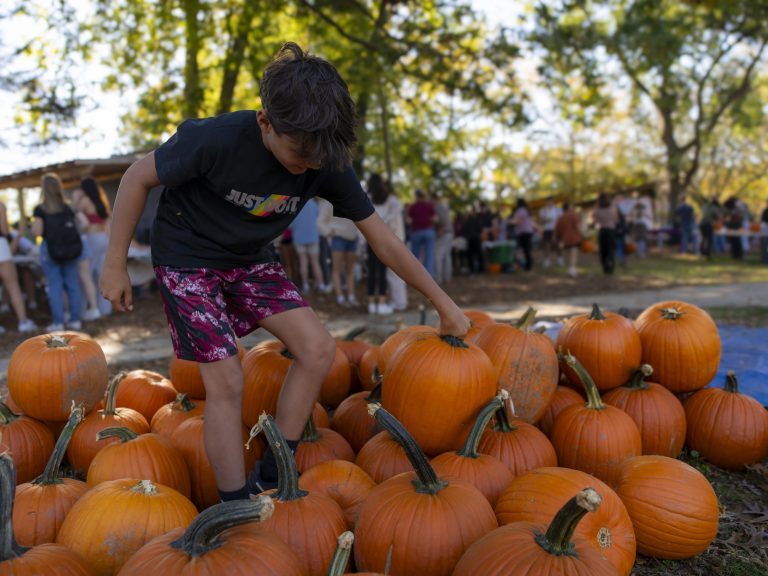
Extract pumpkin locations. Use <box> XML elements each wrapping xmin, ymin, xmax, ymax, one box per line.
<box><xmin>57</xmin><ymin>478</ymin><xmax>198</xmax><ymax>575</ymax></box>
<box><xmin>298</xmin><ymin>460</ymin><xmax>376</xmax><ymax>530</ymax></box>
<box><xmin>150</xmin><ymin>393</ymin><xmax>205</xmax><ymax>438</ymax></box>
<box><xmin>0</xmin><ymin>402</ymin><xmax>54</xmax><ymax>485</ymax></box>
<box><xmin>168</xmin><ymin>342</ymin><xmax>245</xmax><ymax>400</ymax></box>
<box><xmin>330</xmin><ymin>383</ymin><xmax>382</xmax><ymax>453</ymax></box>
<box><xmin>295</xmin><ymin>415</ymin><xmax>355</xmax><ymax>473</ymax></box>
<box><xmin>454</xmin><ymin>488</ymin><xmax>617</xmax><ymax>576</ymax></box>
<box><xmin>555</xmin><ymin>303</ymin><xmax>642</xmax><ymax>391</ymax></box>
<box><xmin>430</xmin><ymin>392</ymin><xmax>514</xmax><ymax>507</ymax></box>
<box><xmin>377</xmin><ymin>324</ymin><xmax>437</xmax><ymax>375</ymax></box>
<box><xmin>684</xmin><ymin>371</ymin><xmax>768</xmax><ymax>469</ymax></box>
<box><xmin>477</xmin><ymin>390</ymin><xmax>558</xmax><ymax>478</ymax></box>
<box><xmin>355</xmin><ymin>430</ymin><xmax>411</xmax><ymax>484</ymax></box>
<box><xmin>86</xmin><ymin>427</ymin><xmax>191</xmax><ymax>498</ymax></box>
<box><xmin>0</xmin><ymin>454</ymin><xmax>94</xmax><ymax>575</ymax></box>
<box><xmin>614</xmin><ymin>455</ymin><xmax>719</xmax><ymax>559</ymax></box>
<box><xmin>472</xmin><ymin>307</ymin><xmax>559</xmax><ymax>423</ymax></box>
<box><xmin>116</xmin><ymin>497</ymin><xmax>305</xmax><ymax>576</ymax></box>
<box><xmin>249</xmin><ymin>413</ymin><xmax>347</xmax><ymax>576</ymax></box>
<box><xmin>550</xmin><ymin>353</ymin><xmax>641</xmax><ymax>488</ymax></box>
<box><xmin>336</xmin><ymin>326</ymin><xmax>371</xmax><ymax>393</ymax></box>
<box><xmin>12</xmin><ymin>406</ymin><xmax>90</xmax><ymax>546</ymax></box>
<box><xmin>7</xmin><ymin>333</ymin><xmax>108</xmax><ymax>422</ymax></box>
<box><xmin>319</xmin><ymin>344</ymin><xmax>353</xmax><ymax>409</ymax></box>
<box><xmin>312</xmin><ymin>402</ymin><xmax>330</xmax><ymax>428</ymax></box>
<box><xmin>67</xmin><ymin>374</ymin><xmax>150</xmax><ymax>474</ymax></box>
<box><xmin>494</xmin><ymin>466</ymin><xmax>636</xmax><ymax>575</ymax></box>
<box><xmin>537</xmin><ymin>385</ymin><xmax>584</xmax><ymax>438</ymax></box>
<box><xmin>357</xmin><ymin>346</ymin><xmax>381</xmax><ymax>392</ymax></box>
<box><xmin>381</xmin><ymin>333</ymin><xmax>497</xmax><ymax>455</ymax></box>
<box><xmin>602</xmin><ymin>364</ymin><xmax>686</xmax><ymax>458</ymax></box>
<box><xmin>634</xmin><ymin>300</ymin><xmax>721</xmax><ymax>393</ymax></box>
<box><xmin>580</xmin><ymin>238</ymin><xmax>595</xmax><ymax>253</ymax></box>
<box><xmin>241</xmin><ymin>340</ymin><xmax>293</xmax><ymax>428</ymax></box>
<box><xmin>113</xmin><ymin>370</ymin><xmax>177</xmax><ymax>424</ymax></box>
<box><xmin>354</xmin><ymin>404</ymin><xmax>498</xmax><ymax>575</ymax></box>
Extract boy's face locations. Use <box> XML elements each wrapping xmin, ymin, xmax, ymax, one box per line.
<box><xmin>257</xmin><ymin>111</ymin><xmax>322</xmax><ymax>175</ymax></box>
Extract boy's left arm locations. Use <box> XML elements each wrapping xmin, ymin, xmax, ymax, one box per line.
<box><xmin>355</xmin><ymin>212</ymin><xmax>470</xmax><ymax>338</ymax></box>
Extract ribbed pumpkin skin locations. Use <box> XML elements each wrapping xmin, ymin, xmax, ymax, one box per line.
<box><xmin>86</xmin><ymin>432</ymin><xmax>192</xmax><ymax>498</ymax></box>
<box><xmin>319</xmin><ymin>346</ymin><xmax>352</xmax><ymax>409</ymax></box>
<box><xmin>603</xmin><ymin>381</ymin><xmax>686</xmax><ymax>458</ymax></box>
<box><xmin>357</xmin><ymin>346</ymin><xmax>380</xmax><ymax>391</ymax></box>
<box><xmin>330</xmin><ymin>391</ymin><xmax>380</xmax><ymax>453</ymax></box>
<box><xmin>57</xmin><ymin>479</ymin><xmax>198</xmax><ymax>576</ymax></box>
<box><xmin>381</xmin><ymin>333</ymin><xmax>497</xmax><ymax>455</ymax></box>
<box><xmin>13</xmin><ymin>479</ymin><xmax>90</xmax><ymax>546</ymax></box>
<box><xmin>430</xmin><ymin>451</ymin><xmax>513</xmax><ymax>508</ymax></box>
<box><xmin>298</xmin><ymin>459</ymin><xmax>376</xmax><ymax>530</ymax></box>
<box><xmin>478</xmin><ymin>420</ymin><xmax>558</xmax><ymax>478</ymax></box>
<box><xmin>377</xmin><ymin>325</ymin><xmax>437</xmax><ymax>375</ymax></box>
<box><xmin>67</xmin><ymin>408</ymin><xmax>149</xmax><ymax>474</ymax></box>
<box><xmin>312</xmin><ymin>403</ymin><xmax>330</xmax><ymax>428</ymax></box>
<box><xmin>538</xmin><ymin>385</ymin><xmax>584</xmax><ymax>437</ymax></box>
<box><xmin>0</xmin><ymin>545</ymin><xmax>95</xmax><ymax>575</ymax></box>
<box><xmin>168</xmin><ymin>357</ymin><xmax>206</xmax><ymax>400</ymax></box>
<box><xmin>555</xmin><ymin>309</ymin><xmax>642</xmax><ymax>391</ymax></box>
<box><xmin>241</xmin><ymin>340</ymin><xmax>291</xmax><ymax>428</ymax></box>
<box><xmin>634</xmin><ymin>301</ymin><xmax>721</xmax><ymax>393</ymax></box>
<box><xmin>0</xmin><ymin>411</ymin><xmax>54</xmax><ymax>484</ymax></box>
<box><xmin>614</xmin><ymin>455</ymin><xmax>719</xmax><ymax>560</ymax></box>
<box><xmin>453</xmin><ymin>521</ymin><xmax>617</xmax><ymax>576</ymax></box>
<box><xmin>354</xmin><ymin>473</ymin><xmax>497</xmax><ymax>575</ymax></box>
<box><xmin>494</xmin><ymin>466</ymin><xmax>636</xmax><ymax>576</ymax></box>
<box><xmin>117</xmin><ymin>524</ymin><xmax>305</xmax><ymax>575</ymax></box>
<box><xmin>295</xmin><ymin>427</ymin><xmax>355</xmax><ymax>473</ymax></box>
<box><xmin>473</xmin><ymin>323</ymin><xmax>559</xmax><ymax>423</ymax></box>
<box><xmin>113</xmin><ymin>370</ymin><xmax>178</xmax><ymax>424</ymax></box>
<box><xmin>354</xmin><ymin>431</ymin><xmax>412</xmax><ymax>484</ymax></box>
<box><xmin>684</xmin><ymin>386</ymin><xmax>768</xmax><ymax>469</ymax></box>
<box><xmin>8</xmin><ymin>333</ymin><xmax>109</xmax><ymax>421</ymax></box>
<box><xmin>150</xmin><ymin>396</ymin><xmax>206</xmax><ymax>438</ymax></box>
<box><xmin>550</xmin><ymin>402</ymin><xmax>641</xmax><ymax>488</ymax></box>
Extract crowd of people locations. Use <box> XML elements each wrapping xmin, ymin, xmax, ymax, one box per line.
<box><xmin>1</xmin><ymin>173</ymin><xmax>767</xmax><ymax>332</ymax></box>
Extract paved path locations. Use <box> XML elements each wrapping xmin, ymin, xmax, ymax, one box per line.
<box><xmin>2</xmin><ymin>282</ymin><xmax>767</xmax><ymax>383</ymax></box>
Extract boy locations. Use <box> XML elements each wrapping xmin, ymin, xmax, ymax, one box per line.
<box><xmin>100</xmin><ymin>42</ymin><xmax>470</xmax><ymax>501</ymax></box>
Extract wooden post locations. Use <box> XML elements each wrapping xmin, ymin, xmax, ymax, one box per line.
<box><xmin>15</xmin><ymin>187</ymin><xmax>28</xmax><ymax>235</ymax></box>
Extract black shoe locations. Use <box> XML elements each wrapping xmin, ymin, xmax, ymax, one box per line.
<box><xmin>247</xmin><ymin>460</ymin><xmax>279</xmax><ymax>496</ymax></box>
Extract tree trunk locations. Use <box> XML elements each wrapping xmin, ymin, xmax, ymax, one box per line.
<box><xmin>217</xmin><ymin>1</ymin><xmax>259</xmax><ymax>115</ymax></box>
<box><xmin>182</xmin><ymin>0</ymin><xmax>203</xmax><ymax>118</ymax></box>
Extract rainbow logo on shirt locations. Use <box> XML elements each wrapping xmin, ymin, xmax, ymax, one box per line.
<box><xmin>225</xmin><ymin>189</ymin><xmax>301</xmax><ymax>216</ymax></box>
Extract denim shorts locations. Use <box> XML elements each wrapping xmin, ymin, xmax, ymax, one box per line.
<box><xmin>331</xmin><ymin>236</ymin><xmax>358</xmax><ymax>252</ymax></box>
<box><xmin>154</xmin><ymin>262</ymin><xmax>308</xmax><ymax>362</ymax></box>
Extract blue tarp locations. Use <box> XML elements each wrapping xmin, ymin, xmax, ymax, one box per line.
<box><xmin>541</xmin><ymin>323</ymin><xmax>768</xmax><ymax>406</ymax></box>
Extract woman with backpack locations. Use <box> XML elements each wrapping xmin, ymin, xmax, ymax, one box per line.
<box><xmin>32</xmin><ymin>173</ymin><xmax>84</xmax><ymax>331</ymax></box>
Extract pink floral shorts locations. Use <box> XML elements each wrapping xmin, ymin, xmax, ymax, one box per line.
<box><xmin>154</xmin><ymin>262</ymin><xmax>308</xmax><ymax>362</ymax></box>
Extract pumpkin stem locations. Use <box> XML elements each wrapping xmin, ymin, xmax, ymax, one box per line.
<box><xmin>626</xmin><ymin>365</ymin><xmax>653</xmax><ymax>390</ymax></box>
<box><xmin>440</xmin><ymin>335</ymin><xmax>469</xmax><ymax>349</ymax></box>
<box><xmin>366</xmin><ymin>380</ymin><xmax>383</xmax><ymax>403</ymax></box>
<box><xmin>96</xmin><ymin>426</ymin><xmax>139</xmax><ymax>443</ymax></box>
<box><xmin>535</xmin><ymin>488</ymin><xmax>602</xmax><ymax>556</ymax></box>
<box><xmin>371</xmin><ymin>366</ymin><xmax>383</xmax><ymax>389</ymax></box>
<box><xmin>0</xmin><ymin>453</ymin><xmax>30</xmax><ymax>561</ymax></box>
<box><xmin>660</xmin><ymin>307</ymin><xmax>684</xmax><ymax>320</ymax></box>
<box><xmin>0</xmin><ymin>402</ymin><xmax>19</xmax><ymax>425</ymax></box>
<box><xmin>367</xmin><ymin>403</ymin><xmax>447</xmax><ymax>494</ymax></box>
<box><xmin>343</xmin><ymin>326</ymin><xmax>367</xmax><ymax>341</ymax></box>
<box><xmin>170</xmin><ymin>497</ymin><xmax>274</xmax><ymax>557</ymax></box>
<box><xmin>103</xmin><ymin>371</ymin><xmax>127</xmax><ymax>415</ymax></box>
<box><xmin>131</xmin><ymin>479</ymin><xmax>158</xmax><ymax>495</ymax></box>
<box><xmin>487</xmin><ymin>389</ymin><xmax>519</xmax><ymax>433</ymax></box>
<box><xmin>47</xmin><ymin>334</ymin><xmax>70</xmax><ymax>348</ymax></box>
<box><xmin>588</xmin><ymin>303</ymin><xmax>606</xmax><ymax>321</ymax></box>
<box><xmin>251</xmin><ymin>413</ymin><xmax>307</xmax><ymax>501</ymax></box>
<box><xmin>724</xmin><ymin>370</ymin><xmax>739</xmax><ymax>394</ymax></box>
<box><xmin>35</xmin><ymin>404</ymin><xmax>85</xmax><ymax>486</ymax></box>
<box><xmin>301</xmin><ymin>414</ymin><xmax>320</xmax><ymax>443</ymax></box>
<box><xmin>559</xmin><ymin>351</ymin><xmax>604</xmax><ymax>410</ymax></box>
<box><xmin>457</xmin><ymin>392</ymin><xmax>506</xmax><ymax>459</ymax></box>
<box><xmin>173</xmin><ymin>393</ymin><xmax>198</xmax><ymax>412</ymax></box>
<box><xmin>327</xmin><ymin>531</ymin><xmax>355</xmax><ymax>576</ymax></box>
<box><xmin>514</xmin><ymin>307</ymin><xmax>538</xmax><ymax>331</ymax></box>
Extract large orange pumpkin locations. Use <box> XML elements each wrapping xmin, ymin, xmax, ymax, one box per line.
<box><xmin>381</xmin><ymin>333</ymin><xmax>497</xmax><ymax>455</ymax></box>
<box><xmin>355</xmin><ymin>430</ymin><xmax>411</xmax><ymax>483</ymax></box>
<box><xmin>614</xmin><ymin>455</ymin><xmax>719</xmax><ymax>559</ymax></box>
<box><xmin>8</xmin><ymin>332</ymin><xmax>108</xmax><ymax>422</ymax></box>
<box><xmin>295</xmin><ymin>415</ymin><xmax>355</xmax><ymax>473</ymax></box>
<box><xmin>634</xmin><ymin>300</ymin><xmax>721</xmax><ymax>393</ymax></box>
<box><xmin>377</xmin><ymin>324</ymin><xmax>437</xmax><ymax>375</ymax></box>
<box><xmin>684</xmin><ymin>371</ymin><xmax>768</xmax><ymax>469</ymax></box>
<box><xmin>356</xmin><ymin>345</ymin><xmax>381</xmax><ymax>391</ymax></box>
<box><xmin>537</xmin><ymin>385</ymin><xmax>584</xmax><ymax>438</ymax></box>
<box><xmin>0</xmin><ymin>401</ymin><xmax>54</xmax><ymax>485</ymax></box>
<box><xmin>555</xmin><ymin>303</ymin><xmax>642</xmax><ymax>391</ymax></box>
<box><xmin>472</xmin><ymin>307</ymin><xmax>559</xmax><ymax>423</ymax></box>
<box><xmin>149</xmin><ymin>393</ymin><xmax>206</xmax><ymax>438</ymax></box>
<box><xmin>113</xmin><ymin>370</ymin><xmax>177</xmax><ymax>424</ymax></box>
<box><xmin>241</xmin><ymin>340</ymin><xmax>292</xmax><ymax>428</ymax></box>
<box><xmin>330</xmin><ymin>384</ymin><xmax>382</xmax><ymax>453</ymax></box>
<box><xmin>168</xmin><ymin>341</ymin><xmax>245</xmax><ymax>400</ymax></box>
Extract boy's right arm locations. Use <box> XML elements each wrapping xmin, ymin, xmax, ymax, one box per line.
<box><xmin>100</xmin><ymin>152</ymin><xmax>161</xmax><ymax>312</ymax></box>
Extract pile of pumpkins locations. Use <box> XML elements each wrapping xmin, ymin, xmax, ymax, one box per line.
<box><xmin>1</xmin><ymin>299</ymin><xmax>767</xmax><ymax>575</ymax></box>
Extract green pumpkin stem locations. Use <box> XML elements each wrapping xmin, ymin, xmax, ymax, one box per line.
<box><xmin>0</xmin><ymin>453</ymin><xmax>29</xmax><ymax>561</ymax></box>
<box><xmin>371</xmin><ymin>366</ymin><xmax>383</xmax><ymax>389</ymax></box>
<box><xmin>366</xmin><ymin>380</ymin><xmax>383</xmax><ymax>403</ymax></box>
<box><xmin>589</xmin><ymin>303</ymin><xmax>606</xmax><ymax>321</ymax></box>
<box><xmin>96</xmin><ymin>426</ymin><xmax>140</xmax><ymax>443</ymax></box>
<box><xmin>457</xmin><ymin>392</ymin><xmax>507</xmax><ymax>458</ymax></box>
<box><xmin>626</xmin><ymin>365</ymin><xmax>653</xmax><ymax>390</ymax></box>
<box><xmin>343</xmin><ymin>326</ymin><xmax>367</xmax><ymax>341</ymax></box>
<box><xmin>250</xmin><ymin>413</ymin><xmax>307</xmax><ymax>501</ymax></box>
<box><xmin>170</xmin><ymin>497</ymin><xmax>274</xmax><ymax>557</ymax></box>
<box><xmin>724</xmin><ymin>370</ymin><xmax>739</xmax><ymax>393</ymax></box>
<box><xmin>0</xmin><ymin>402</ymin><xmax>19</xmax><ymax>425</ymax></box>
<box><xmin>660</xmin><ymin>306</ymin><xmax>684</xmax><ymax>320</ymax></box>
<box><xmin>367</xmin><ymin>403</ymin><xmax>447</xmax><ymax>494</ymax></box>
<box><xmin>328</xmin><ymin>531</ymin><xmax>355</xmax><ymax>576</ymax></box>
<box><xmin>489</xmin><ymin>390</ymin><xmax>519</xmax><ymax>433</ymax></box>
<box><xmin>559</xmin><ymin>352</ymin><xmax>605</xmax><ymax>410</ymax></box>
<box><xmin>47</xmin><ymin>334</ymin><xmax>70</xmax><ymax>348</ymax></box>
<box><xmin>515</xmin><ymin>307</ymin><xmax>538</xmax><ymax>331</ymax></box>
<box><xmin>35</xmin><ymin>404</ymin><xmax>85</xmax><ymax>486</ymax></box>
<box><xmin>535</xmin><ymin>488</ymin><xmax>602</xmax><ymax>556</ymax></box>
<box><xmin>440</xmin><ymin>335</ymin><xmax>469</xmax><ymax>349</ymax></box>
<box><xmin>301</xmin><ymin>414</ymin><xmax>320</xmax><ymax>443</ymax></box>
<box><xmin>103</xmin><ymin>372</ymin><xmax>127</xmax><ymax>416</ymax></box>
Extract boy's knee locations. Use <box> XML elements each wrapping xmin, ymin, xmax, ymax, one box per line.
<box><xmin>296</xmin><ymin>334</ymin><xmax>336</xmax><ymax>371</ymax></box>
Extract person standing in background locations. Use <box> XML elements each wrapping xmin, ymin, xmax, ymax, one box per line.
<box><xmin>512</xmin><ymin>198</ymin><xmax>535</xmax><ymax>271</ymax></box>
<box><xmin>365</xmin><ymin>174</ymin><xmax>394</xmax><ymax>315</ymax></box>
<box><xmin>382</xmin><ymin>181</ymin><xmax>408</xmax><ymax>311</ymax></box>
<box><xmin>592</xmin><ymin>193</ymin><xmax>619</xmax><ymax>275</ymax></box>
<box><xmin>0</xmin><ymin>201</ymin><xmax>37</xmax><ymax>333</ymax></box>
<box><xmin>554</xmin><ymin>201</ymin><xmax>582</xmax><ymax>278</ymax></box>
<box><xmin>433</xmin><ymin>192</ymin><xmax>454</xmax><ymax>284</ymax></box>
<box><xmin>288</xmin><ymin>198</ymin><xmax>330</xmax><ymax>294</ymax></box>
<box><xmin>318</xmin><ymin>197</ymin><xmax>361</xmax><ymax>307</ymax></box>
<box><xmin>629</xmin><ymin>201</ymin><xmax>651</xmax><ymax>258</ymax></box>
<box><xmin>675</xmin><ymin>195</ymin><xmax>697</xmax><ymax>254</ymax></box>
<box><xmin>539</xmin><ymin>198</ymin><xmax>563</xmax><ymax>268</ymax></box>
<box><xmin>760</xmin><ymin>198</ymin><xmax>768</xmax><ymax>264</ymax></box>
<box><xmin>698</xmin><ymin>196</ymin><xmax>721</xmax><ymax>260</ymax></box>
<box><xmin>406</xmin><ymin>188</ymin><xmax>438</xmax><ymax>278</ymax></box>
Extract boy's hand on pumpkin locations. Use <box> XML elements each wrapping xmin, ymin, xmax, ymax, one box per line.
<box><xmin>437</xmin><ymin>305</ymin><xmax>471</xmax><ymax>339</ymax></box>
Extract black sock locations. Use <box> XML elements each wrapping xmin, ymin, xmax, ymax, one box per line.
<box><xmin>218</xmin><ymin>485</ymin><xmax>250</xmax><ymax>502</ymax></box>
<box><xmin>260</xmin><ymin>439</ymin><xmax>300</xmax><ymax>482</ymax></box>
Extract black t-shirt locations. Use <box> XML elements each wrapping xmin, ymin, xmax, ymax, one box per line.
<box><xmin>152</xmin><ymin>110</ymin><xmax>374</xmax><ymax>268</ymax></box>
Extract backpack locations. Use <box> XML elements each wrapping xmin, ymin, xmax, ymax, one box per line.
<box><xmin>44</xmin><ymin>207</ymin><xmax>83</xmax><ymax>262</ymax></box>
